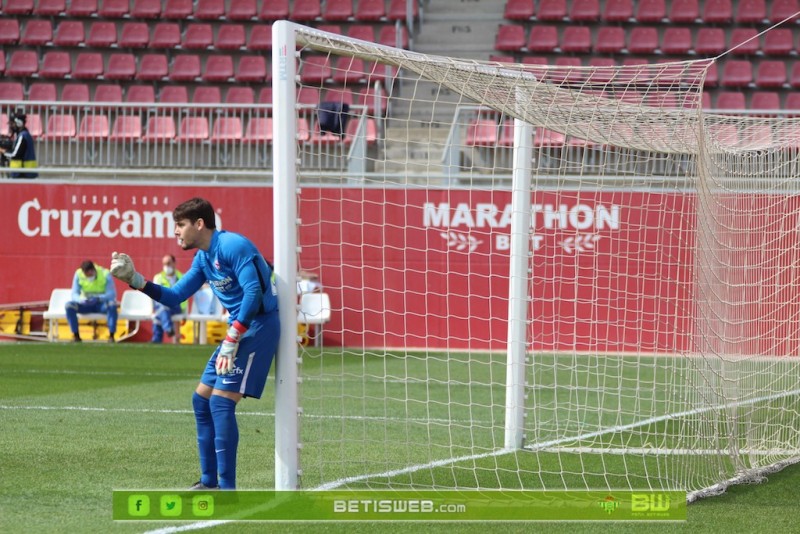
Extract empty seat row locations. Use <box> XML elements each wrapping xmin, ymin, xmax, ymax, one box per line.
<box><xmin>0</xmin><ymin>0</ymin><xmax>417</xmax><ymax>22</ymax></box>
<box><xmin>496</xmin><ymin>24</ymin><xmax>800</xmax><ymax>56</ymax></box>
<box><xmin>1</xmin><ymin>50</ymin><xmax>270</xmax><ymax>83</ymax></box>
<box><xmin>504</xmin><ymin>0</ymin><xmax>800</xmax><ymax>25</ymax></box>
<box><xmin>0</xmin><ymin>19</ymin><xmax>408</xmax><ymax>50</ymax></box>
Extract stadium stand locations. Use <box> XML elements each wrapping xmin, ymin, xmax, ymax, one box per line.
<box><xmin>66</xmin><ymin>0</ymin><xmax>98</xmax><ymax>17</ymax></box>
<box><xmin>163</xmin><ymin>0</ymin><xmax>193</xmax><ymax>19</ymax></box>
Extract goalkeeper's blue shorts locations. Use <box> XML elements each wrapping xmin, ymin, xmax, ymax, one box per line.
<box><xmin>200</xmin><ymin>310</ymin><xmax>280</xmax><ymax>399</ymax></box>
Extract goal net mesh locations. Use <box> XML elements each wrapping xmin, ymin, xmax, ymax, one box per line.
<box><xmin>281</xmin><ymin>25</ymin><xmax>800</xmax><ymax>499</ymax></box>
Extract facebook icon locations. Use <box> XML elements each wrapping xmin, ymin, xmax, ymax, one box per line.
<box><xmin>128</xmin><ymin>495</ymin><xmax>150</xmax><ymax>516</ymax></box>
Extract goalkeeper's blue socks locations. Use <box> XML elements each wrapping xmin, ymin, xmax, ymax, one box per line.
<box><xmin>192</xmin><ymin>392</ymin><xmax>218</xmax><ymax>488</ymax></box>
<box><xmin>210</xmin><ymin>395</ymin><xmax>239</xmax><ymax>490</ymax></box>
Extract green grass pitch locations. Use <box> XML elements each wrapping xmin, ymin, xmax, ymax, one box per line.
<box><xmin>2</xmin><ymin>342</ymin><xmax>800</xmax><ymax>533</ymax></box>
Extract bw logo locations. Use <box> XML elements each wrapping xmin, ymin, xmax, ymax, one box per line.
<box><xmin>631</xmin><ymin>493</ymin><xmax>671</xmax><ymax>513</ymax></box>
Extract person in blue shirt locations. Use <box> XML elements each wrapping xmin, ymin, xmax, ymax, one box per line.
<box><xmin>110</xmin><ymin>197</ymin><xmax>280</xmax><ymax>490</ymax></box>
<box><xmin>66</xmin><ymin>260</ymin><xmax>118</xmax><ymax>343</ymax></box>
<box><xmin>0</xmin><ymin>111</ymin><xmax>38</xmax><ymax>179</ymax></box>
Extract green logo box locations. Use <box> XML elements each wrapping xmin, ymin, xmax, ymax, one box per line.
<box><xmin>113</xmin><ymin>490</ymin><xmax>686</xmax><ymax>521</ymax></box>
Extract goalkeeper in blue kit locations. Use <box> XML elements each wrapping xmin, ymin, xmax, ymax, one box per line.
<box><xmin>110</xmin><ymin>197</ymin><xmax>280</xmax><ymax>490</ymax></box>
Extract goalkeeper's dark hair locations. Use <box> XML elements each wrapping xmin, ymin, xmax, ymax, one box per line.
<box><xmin>174</xmin><ymin>197</ymin><xmax>216</xmax><ymax>229</ymax></box>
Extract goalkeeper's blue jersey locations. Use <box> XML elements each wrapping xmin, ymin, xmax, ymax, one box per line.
<box><xmin>152</xmin><ymin>230</ymin><xmax>278</xmax><ymax>327</ymax></box>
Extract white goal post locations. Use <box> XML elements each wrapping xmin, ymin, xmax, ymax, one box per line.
<box><xmin>272</xmin><ymin>21</ymin><xmax>800</xmax><ymax>499</ymax></box>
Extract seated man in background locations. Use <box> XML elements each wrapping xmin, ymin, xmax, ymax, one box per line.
<box><xmin>152</xmin><ymin>254</ymin><xmax>188</xmax><ymax>343</ymax></box>
<box><xmin>66</xmin><ymin>260</ymin><xmax>118</xmax><ymax>342</ymax></box>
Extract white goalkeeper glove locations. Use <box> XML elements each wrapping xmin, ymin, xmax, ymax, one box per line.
<box><xmin>216</xmin><ymin>320</ymin><xmax>248</xmax><ymax>375</ymax></box>
<box><xmin>110</xmin><ymin>251</ymin><xmax>146</xmax><ymax>290</ymax></box>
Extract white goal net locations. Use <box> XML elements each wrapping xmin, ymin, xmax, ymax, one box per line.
<box><xmin>270</xmin><ymin>22</ymin><xmax>800</xmax><ymax>500</ymax></box>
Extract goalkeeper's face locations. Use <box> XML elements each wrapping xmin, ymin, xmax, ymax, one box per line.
<box><xmin>174</xmin><ymin>218</ymin><xmax>200</xmax><ymax>250</ymax></box>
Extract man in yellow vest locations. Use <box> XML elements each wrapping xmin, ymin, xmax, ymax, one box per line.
<box><xmin>152</xmin><ymin>254</ymin><xmax>188</xmax><ymax>343</ymax></box>
<box><xmin>66</xmin><ymin>260</ymin><xmax>118</xmax><ymax>342</ymax></box>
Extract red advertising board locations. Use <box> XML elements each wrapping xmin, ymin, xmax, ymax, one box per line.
<box><xmin>0</xmin><ymin>183</ymin><xmax>701</xmax><ymax>353</ymax></box>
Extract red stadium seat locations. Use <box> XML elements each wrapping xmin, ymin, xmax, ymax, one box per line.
<box><xmin>291</xmin><ymin>0</ymin><xmax>321</xmax><ymax>21</ymax></box>
<box><xmin>755</xmin><ymin>60</ymin><xmax>787</xmax><ymax>87</ymax></box>
<box><xmin>42</xmin><ymin>114</ymin><xmax>77</xmax><ymax>141</ymax></box>
<box><xmin>786</xmin><ymin>93</ymin><xmax>800</xmax><ymax>113</ymax></box>
<box><xmin>355</xmin><ymin>0</ymin><xmax>385</xmax><ymax>20</ymax></box>
<box><xmin>35</xmin><ymin>0</ymin><xmax>65</xmax><ymax>15</ymax></box>
<box><xmin>54</xmin><ymin>21</ymin><xmax>85</xmax><ymax>47</ymax></box>
<box><xmin>259</xmin><ymin>0</ymin><xmax>288</xmax><ymax>20</ymax></box>
<box><xmin>66</xmin><ymin>0</ymin><xmax>97</xmax><ymax>17</ymax></box>
<box><xmin>105</xmin><ymin>53</ymin><xmax>136</xmax><ymax>80</ymax></box>
<box><xmin>94</xmin><ymin>84</ymin><xmax>123</xmax><ymax>105</ymax></box>
<box><xmin>347</xmin><ymin>24</ymin><xmax>375</xmax><ymax>42</ymax></box>
<box><xmin>730</xmin><ymin>28</ymin><xmax>760</xmax><ymax>56</ymax></box>
<box><xmin>668</xmin><ymin>0</ymin><xmax>698</xmax><ymax>22</ymax></box>
<box><xmin>0</xmin><ymin>51</ymin><xmax>4</xmax><ymax>76</ymax></box>
<box><xmin>527</xmin><ymin>25</ymin><xmax>558</xmax><ymax>53</ymax></box>
<box><xmin>21</xmin><ymin>20</ymin><xmax>53</xmax><ymax>46</ymax></box>
<box><xmin>228</xmin><ymin>0</ymin><xmax>257</xmax><ymax>20</ymax></box>
<box><xmin>593</xmin><ymin>26</ymin><xmax>625</xmax><ymax>54</ymax></box>
<box><xmin>550</xmin><ymin>57</ymin><xmax>583</xmax><ymax>83</ymax></box>
<box><xmin>0</xmin><ymin>19</ymin><xmax>20</xmax><ymax>45</ymax></box>
<box><xmin>323</xmin><ymin>88</ymin><xmax>354</xmax><ymax>107</ymax></box>
<box><xmin>73</xmin><ymin>52</ymin><xmax>104</xmax><ymax>80</ymax></box>
<box><xmin>324</xmin><ymin>0</ymin><xmax>352</xmax><ymax>20</ymax></box>
<box><xmin>537</xmin><ymin>0</ymin><xmax>567</xmax><ymax>21</ymax></box>
<box><xmin>137</xmin><ymin>54</ymin><xmax>169</xmax><ymax>81</ymax></box>
<box><xmin>504</xmin><ymin>0</ymin><xmax>534</xmax><ymax>19</ymax></box>
<box><xmin>119</xmin><ymin>22</ymin><xmax>149</xmax><ymax>48</ymax></box>
<box><xmin>466</xmin><ymin>119</ymin><xmax>497</xmax><ymax>146</ymax></box>
<box><xmin>694</xmin><ymin>28</ymin><xmax>726</xmax><ymax>57</ymax></box>
<box><xmin>28</xmin><ymin>82</ymin><xmax>57</xmax><ymax>102</ymax></box>
<box><xmin>160</xmin><ymin>85</ymin><xmax>188</xmax><ymax>106</ymax></box>
<box><xmin>99</xmin><ymin>0</ymin><xmax>129</xmax><ymax>18</ymax></box>
<box><xmin>126</xmin><ymin>85</ymin><xmax>155</xmax><ymax>105</ymax></box>
<box><xmin>170</xmin><ymin>55</ymin><xmax>201</xmax><ymax>82</ymax></box>
<box><xmin>357</xmin><ymin>87</ymin><xmax>387</xmax><ymax>116</ymax></box>
<box><xmin>211</xmin><ymin>117</ymin><xmax>242</xmax><ymax>142</ymax></box>
<box><xmin>163</xmin><ymin>0</ymin><xmax>193</xmax><ymax>19</ymax></box>
<box><xmin>792</xmin><ymin>62</ymin><xmax>800</xmax><ymax>88</ymax></box>
<box><xmin>534</xmin><ymin>128</ymin><xmax>566</xmax><ymax>148</ymax></box>
<box><xmin>704</xmin><ymin>61</ymin><xmax>719</xmax><ymax>86</ymax></box>
<box><xmin>110</xmin><ymin>115</ymin><xmax>142</xmax><ymax>142</ymax></box>
<box><xmin>143</xmin><ymin>117</ymin><xmax>176</xmax><ymax>142</ymax></box>
<box><xmin>388</xmin><ymin>0</ymin><xmax>418</xmax><ymax>20</ymax></box>
<box><xmin>661</xmin><ymin>27</ymin><xmax>691</xmax><ymax>55</ymax></box>
<box><xmin>330</xmin><ymin>56</ymin><xmax>363</xmax><ymax>83</ymax></box>
<box><xmin>87</xmin><ymin>22</ymin><xmax>117</xmax><ymax>48</ymax></box>
<box><xmin>300</xmin><ymin>55</ymin><xmax>332</xmax><ymax>84</ymax></box>
<box><xmin>243</xmin><ymin>117</ymin><xmax>273</xmax><ymax>143</ymax></box>
<box><xmin>4</xmin><ymin>0</ymin><xmax>34</xmax><ymax>14</ymax></box>
<box><xmin>716</xmin><ymin>91</ymin><xmax>745</xmax><ymax>109</ymax></box>
<box><xmin>235</xmin><ymin>55</ymin><xmax>268</xmax><ymax>83</ymax></box>
<box><xmin>257</xmin><ymin>87</ymin><xmax>272</xmax><ymax>104</ymax></box>
<box><xmin>735</xmin><ymin>0</ymin><xmax>766</xmax><ymax>23</ymax></box>
<box><xmin>751</xmin><ymin>91</ymin><xmax>781</xmax><ymax>112</ymax></box>
<box><xmin>297</xmin><ymin>86</ymin><xmax>320</xmax><ymax>106</ymax></box>
<box><xmin>193</xmin><ymin>0</ymin><xmax>224</xmax><ymax>19</ymax></box>
<box><xmin>0</xmin><ymin>82</ymin><xmax>24</xmax><ymax>101</ymax></box>
<box><xmin>203</xmin><ymin>55</ymin><xmax>234</xmax><ymax>82</ymax></box>
<box><xmin>635</xmin><ymin>0</ymin><xmax>665</xmax><ymax>22</ymax></box>
<box><xmin>495</xmin><ymin>24</ymin><xmax>525</xmax><ymax>51</ymax></box>
<box><xmin>702</xmin><ymin>0</ymin><xmax>732</xmax><ymax>22</ymax></box>
<box><xmin>560</xmin><ymin>26</ymin><xmax>590</xmax><ymax>54</ymax></box>
<box><xmin>183</xmin><ymin>24</ymin><xmax>213</xmax><ymax>50</ymax></box>
<box><xmin>522</xmin><ymin>56</ymin><xmax>549</xmax><ymax>66</ymax></box>
<box><xmin>77</xmin><ymin>115</ymin><xmax>109</xmax><ymax>141</ymax></box>
<box><xmin>150</xmin><ymin>23</ymin><xmax>181</xmax><ymax>49</ymax></box>
<box><xmin>131</xmin><ymin>0</ymin><xmax>161</xmax><ymax>18</ymax></box>
<box><xmin>248</xmin><ymin>25</ymin><xmax>271</xmax><ymax>50</ymax></box>
<box><xmin>215</xmin><ymin>24</ymin><xmax>246</xmax><ymax>50</ymax></box>
<box><xmin>602</xmin><ymin>0</ymin><xmax>633</xmax><ymax>21</ymax></box>
<box><xmin>586</xmin><ymin>57</ymin><xmax>616</xmax><ymax>83</ymax></box>
<box><xmin>6</xmin><ymin>51</ymin><xmax>39</xmax><ymax>78</ymax></box>
<box><xmin>769</xmin><ymin>0</ymin><xmax>799</xmax><ymax>22</ymax></box>
<box><xmin>193</xmin><ymin>86</ymin><xmax>221</xmax><ymax>105</ymax></box>
<box><xmin>40</xmin><ymin>51</ymin><xmax>71</xmax><ymax>79</ymax></box>
<box><xmin>177</xmin><ymin>117</ymin><xmax>209</xmax><ymax>143</ymax></box>
<box><xmin>721</xmin><ymin>60</ymin><xmax>753</xmax><ymax>87</ymax></box>
<box><xmin>570</xmin><ymin>0</ymin><xmax>600</xmax><ymax>21</ymax></box>
<box><xmin>627</xmin><ymin>27</ymin><xmax>659</xmax><ymax>55</ymax></box>
<box><xmin>225</xmin><ymin>87</ymin><xmax>254</xmax><ymax>105</ymax></box>
<box><xmin>378</xmin><ymin>25</ymin><xmax>408</xmax><ymax>48</ymax></box>
<box><xmin>61</xmin><ymin>83</ymin><xmax>90</xmax><ymax>104</ymax></box>
<box><xmin>763</xmin><ymin>29</ymin><xmax>794</xmax><ymax>56</ymax></box>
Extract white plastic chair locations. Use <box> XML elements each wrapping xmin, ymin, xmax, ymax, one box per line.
<box><xmin>42</xmin><ymin>288</ymin><xmax>72</xmax><ymax>341</ymax></box>
<box><xmin>297</xmin><ymin>292</ymin><xmax>332</xmax><ymax>347</ymax></box>
<box><xmin>117</xmin><ymin>290</ymin><xmax>154</xmax><ymax>341</ymax></box>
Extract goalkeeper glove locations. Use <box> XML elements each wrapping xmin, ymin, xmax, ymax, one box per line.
<box><xmin>110</xmin><ymin>251</ymin><xmax>145</xmax><ymax>290</ymax></box>
<box><xmin>216</xmin><ymin>320</ymin><xmax>247</xmax><ymax>375</ymax></box>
